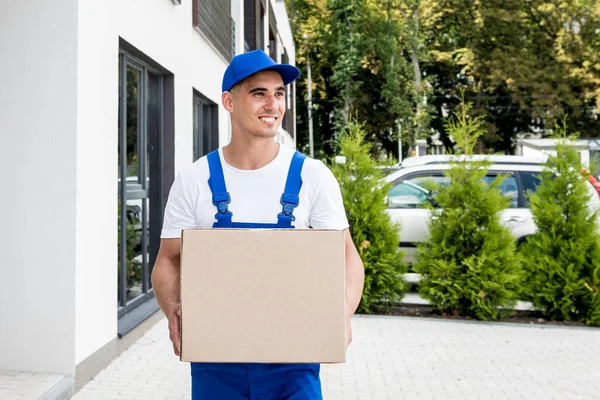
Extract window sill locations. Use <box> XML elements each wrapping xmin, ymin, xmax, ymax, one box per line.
<box><xmin>117</xmin><ymin>297</ymin><xmax>161</xmax><ymax>338</ymax></box>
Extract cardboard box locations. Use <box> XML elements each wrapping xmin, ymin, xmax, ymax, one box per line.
<box><xmin>180</xmin><ymin>228</ymin><xmax>346</xmax><ymax>364</ymax></box>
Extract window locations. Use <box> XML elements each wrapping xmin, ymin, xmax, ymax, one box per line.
<box><xmin>281</xmin><ymin>50</ymin><xmax>295</xmax><ymax>138</ymax></box>
<box><xmin>194</xmin><ymin>0</ymin><xmax>233</xmax><ymax>61</ymax></box>
<box><xmin>590</xmin><ymin>150</ymin><xmax>600</xmax><ymax>173</ymax></box>
<box><xmin>244</xmin><ymin>0</ymin><xmax>265</xmax><ymax>51</ymax></box>
<box><xmin>193</xmin><ymin>91</ymin><xmax>219</xmax><ymax>161</ymax></box>
<box><xmin>268</xmin><ymin>7</ymin><xmax>278</xmax><ymax>59</ymax></box>
<box><xmin>483</xmin><ymin>175</ymin><xmax>519</xmax><ymax>208</ymax></box>
<box><xmin>118</xmin><ymin>55</ymin><xmax>152</xmax><ymax>312</ymax></box>
<box><xmin>268</xmin><ymin>29</ymin><xmax>277</xmax><ymax>60</ymax></box>
<box><xmin>388</xmin><ymin>181</ymin><xmax>430</xmax><ymax>209</ymax></box>
<box><xmin>388</xmin><ymin>173</ymin><xmax>519</xmax><ymax>209</ymax></box>
<box><xmin>519</xmin><ymin>171</ymin><xmax>542</xmax><ymax>206</ymax></box>
<box><xmin>388</xmin><ymin>174</ymin><xmax>446</xmax><ymax>209</ymax></box>
<box><xmin>409</xmin><ymin>175</ymin><xmax>451</xmax><ymax>188</ymax></box>
<box><xmin>244</xmin><ymin>0</ymin><xmax>256</xmax><ymax>51</ymax></box>
<box><xmin>117</xmin><ymin>45</ymin><xmax>174</xmax><ymax>333</ymax></box>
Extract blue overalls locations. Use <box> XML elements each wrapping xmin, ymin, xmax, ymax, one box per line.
<box><xmin>190</xmin><ymin>149</ymin><xmax>323</xmax><ymax>400</ymax></box>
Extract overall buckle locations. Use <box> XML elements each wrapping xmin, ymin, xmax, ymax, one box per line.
<box><xmin>212</xmin><ymin>192</ymin><xmax>232</xmax><ymax>217</ymax></box>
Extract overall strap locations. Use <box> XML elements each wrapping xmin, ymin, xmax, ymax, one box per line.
<box><xmin>207</xmin><ymin>150</ymin><xmax>233</xmax><ymax>227</ymax></box>
<box><xmin>277</xmin><ymin>151</ymin><xmax>307</xmax><ymax>228</ymax></box>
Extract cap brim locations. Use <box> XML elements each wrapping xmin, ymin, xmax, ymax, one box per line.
<box><xmin>223</xmin><ymin>63</ymin><xmax>301</xmax><ymax>92</ymax></box>
<box><xmin>262</xmin><ymin>64</ymin><xmax>301</xmax><ymax>86</ymax></box>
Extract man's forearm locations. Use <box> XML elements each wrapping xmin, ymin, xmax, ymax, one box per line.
<box><xmin>152</xmin><ymin>255</ymin><xmax>181</xmax><ymax>316</ymax></box>
<box><xmin>345</xmin><ymin>229</ymin><xmax>365</xmax><ymax>316</ymax></box>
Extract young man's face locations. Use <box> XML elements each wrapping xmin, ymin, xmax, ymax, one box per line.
<box><xmin>226</xmin><ymin>71</ymin><xmax>286</xmax><ymax>139</ymax></box>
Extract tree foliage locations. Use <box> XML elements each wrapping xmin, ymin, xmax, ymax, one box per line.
<box><xmin>413</xmin><ymin>102</ymin><xmax>524</xmax><ymax>320</ymax></box>
<box><xmin>329</xmin><ymin>119</ymin><xmax>408</xmax><ymax>313</ymax></box>
<box><xmin>291</xmin><ymin>0</ymin><xmax>600</xmax><ymax>156</ymax></box>
<box><xmin>520</xmin><ymin>123</ymin><xmax>600</xmax><ymax>326</ymax></box>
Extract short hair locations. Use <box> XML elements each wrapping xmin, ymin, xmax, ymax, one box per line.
<box><xmin>229</xmin><ymin>83</ymin><xmax>241</xmax><ymax>97</ymax></box>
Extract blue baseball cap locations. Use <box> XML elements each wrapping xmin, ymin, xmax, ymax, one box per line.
<box><xmin>222</xmin><ymin>49</ymin><xmax>301</xmax><ymax>92</ymax></box>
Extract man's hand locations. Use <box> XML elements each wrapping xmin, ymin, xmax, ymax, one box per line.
<box><xmin>167</xmin><ymin>306</ymin><xmax>181</xmax><ymax>356</ymax></box>
<box><xmin>345</xmin><ymin>314</ymin><xmax>353</xmax><ymax>349</ymax></box>
<box><xmin>343</xmin><ymin>229</ymin><xmax>364</xmax><ymax>350</ymax></box>
<box><xmin>152</xmin><ymin>238</ymin><xmax>182</xmax><ymax>358</ymax></box>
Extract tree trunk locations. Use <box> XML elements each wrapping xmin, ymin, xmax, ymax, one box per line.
<box><xmin>410</xmin><ymin>5</ymin><xmax>423</xmax><ymax>143</ymax></box>
<box><xmin>343</xmin><ymin>83</ymin><xmax>350</xmax><ymax>124</ymax></box>
<box><xmin>411</xmin><ymin>6</ymin><xmax>422</xmax><ymax>95</ymax></box>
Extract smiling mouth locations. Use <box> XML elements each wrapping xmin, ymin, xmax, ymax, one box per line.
<box><xmin>259</xmin><ymin>116</ymin><xmax>277</xmax><ymax>122</ymax></box>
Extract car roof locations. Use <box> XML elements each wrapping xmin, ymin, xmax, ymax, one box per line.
<box><xmin>384</xmin><ymin>162</ymin><xmax>545</xmax><ymax>182</ymax></box>
<box><xmin>400</xmin><ymin>154</ymin><xmax>547</xmax><ymax>168</ymax></box>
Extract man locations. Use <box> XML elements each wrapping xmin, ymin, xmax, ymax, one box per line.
<box><xmin>152</xmin><ymin>49</ymin><xmax>365</xmax><ymax>400</ymax></box>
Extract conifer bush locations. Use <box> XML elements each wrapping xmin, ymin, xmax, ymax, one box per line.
<box><xmin>330</xmin><ymin>120</ymin><xmax>408</xmax><ymax>313</ymax></box>
<box><xmin>520</xmin><ymin>125</ymin><xmax>600</xmax><ymax>326</ymax></box>
<box><xmin>413</xmin><ymin>103</ymin><xmax>524</xmax><ymax>320</ymax></box>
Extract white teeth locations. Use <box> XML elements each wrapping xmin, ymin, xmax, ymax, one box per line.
<box><xmin>260</xmin><ymin>117</ymin><xmax>276</xmax><ymax>122</ymax></box>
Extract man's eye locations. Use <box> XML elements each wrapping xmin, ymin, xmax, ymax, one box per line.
<box><xmin>276</xmin><ymin>92</ymin><xmax>285</xmax><ymax>97</ymax></box>
<box><xmin>253</xmin><ymin>92</ymin><xmax>264</xmax><ymax>97</ymax></box>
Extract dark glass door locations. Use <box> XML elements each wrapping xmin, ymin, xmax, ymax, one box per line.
<box><xmin>118</xmin><ymin>53</ymin><xmax>163</xmax><ymax>315</ymax></box>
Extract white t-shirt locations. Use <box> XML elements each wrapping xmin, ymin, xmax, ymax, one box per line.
<box><xmin>160</xmin><ymin>144</ymin><xmax>349</xmax><ymax>238</ymax></box>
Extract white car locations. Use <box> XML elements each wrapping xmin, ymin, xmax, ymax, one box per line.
<box><xmin>384</xmin><ymin>155</ymin><xmax>600</xmax><ymax>263</ymax></box>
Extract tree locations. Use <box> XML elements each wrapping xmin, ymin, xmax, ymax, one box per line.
<box><xmin>413</xmin><ymin>101</ymin><xmax>524</xmax><ymax>320</ymax></box>
<box><xmin>520</xmin><ymin>123</ymin><xmax>600</xmax><ymax>326</ymax></box>
<box><xmin>329</xmin><ymin>119</ymin><xmax>408</xmax><ymax>313</ymax></box>
<box><xmin>292</xmin><ymin>0</ymin><xmax>600</xmax><ymax>157</ymax></box>
<box><xmin>428</xmin><ymin>0</ymin><xmax>600</xmax><ymax>152</ymax></box>
<box><xmin>292</xmin><ymin>0</ymin><xmax>431</xmax><ymax>159</ymax></box>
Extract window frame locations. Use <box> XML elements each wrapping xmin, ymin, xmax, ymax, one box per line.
<box><xmin>117</xmin><ymin>43</ymin><xmax>175</xmax><ymax>336</ymax></box>
<box><xmin>193</xmin><ymin>0</ymin><xmax>233</xmax><ymax>61</ymax></box>
<box><xmin>193</xmin><ymin>90</ymin><xmax>219</xmax><ymax>161</ymax></box>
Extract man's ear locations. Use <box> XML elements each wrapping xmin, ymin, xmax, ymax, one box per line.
<box><xmin>222</xmin><ymin>92</ymin><xmax>234</xmax><ymax>113</ymax></box>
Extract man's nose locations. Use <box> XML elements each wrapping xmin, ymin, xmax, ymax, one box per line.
<box><xmin>264</xmin><ymin>94</ymin><xmax>278</xmax><ymax>111</ymax></box>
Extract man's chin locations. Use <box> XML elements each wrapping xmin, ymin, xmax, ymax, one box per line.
<box><xmin>252</xmin><ymin>130</ymin><xmax>278</xmax><ymax>139</ymax></box>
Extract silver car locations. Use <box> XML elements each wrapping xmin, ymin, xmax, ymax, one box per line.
<box><xmin>384</xmin><ymin>155</ymin><xmax>600</xmax><ymax>263</ymax></box>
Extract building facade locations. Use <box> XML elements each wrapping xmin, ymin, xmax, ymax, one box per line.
<box><xmin>0</xmin><ymin>0</ymin><xmax>297</xmax><ymax>395</ymax></box>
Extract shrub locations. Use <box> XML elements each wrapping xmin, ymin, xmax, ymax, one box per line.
<box><xmin>521</xmin><ymin>125</ymin><xmax>600</xmax><ymax>326</ymax></box>
<box><xmin>413</xmin><ymin>103</ymin><xmax>524</xmax><ymax>320</ymax></box>
<box><xmin>330</xmin><ymin>119</ymin><xmax>408</xmax><ymax>313</ymax></box>
<box><xmin>118</xmin><ymin>203</ymin><xmax>143</xmax><ymax>291</ymax></box>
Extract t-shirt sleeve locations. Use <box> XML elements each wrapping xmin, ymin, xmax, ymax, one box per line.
<box><xmin>160</xmin><ymin>172</ymin><xmax>197</xmax><ymax>239</ymax></box>
<box><xmin>309</xmin><ymin>161</ymin><xmax>350</xmax><ymax>230</ymax></box>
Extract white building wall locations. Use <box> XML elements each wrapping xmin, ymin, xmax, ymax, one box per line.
<box><xmin>232</xmin><ymin>0</ymin><xmax>245</xmax><ymax>57</ymax></box>
<box><xmin>0</xmin><ymin>0</ymin><xmax>298</xmax><ymax>373</ymax></box>
<box><xmin>521</xmin><ymin>144</ymin><xmax>590</xmax><ymax>169</ymax></box>
<box><xmin>0</xmin><ymin>0</ymin><xmax>78</xmax><ymax>374</ymax></box>
<box><xmin>75</xmin><ymin>0</ymin><xmax>231</xmax><ymax>364</ymax></box>
<box><xmin>271</xmin><ymin>0</ymin><xmax>296</xmax><ymax>147</ymax></box>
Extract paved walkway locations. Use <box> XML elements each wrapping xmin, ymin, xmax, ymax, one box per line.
<box><xmin>71</xmin><ymin>315</ymin><xmax>600</xmax><ymax>400</ymax></box>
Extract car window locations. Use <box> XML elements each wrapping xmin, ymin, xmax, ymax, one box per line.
<box><xmin>388</xmin><ymin>175</ymin><xmax>446</xmax><ymax>209</ymax></box>
<box><xmin>483</xmin><ymin>175</ymin><xmax>519</xmax><ymax>208</ymax></box>
<box><xmin>389</xmin><ymin>173</ymin><xmax>521</xmax><ymax>209</ymax></box>
<box><xmin>410</xmin><ymin>175</ymin><xmax>451</xmax><ymax>188</ymax></box>
<box><xmin>519</xmin><ymin>171</ymin><xmax>542</xmax><ymax>206</ymax></box>
<box><xmin>520</xmin><ymin>171</ymin><xmax>542</xmax><ymax>193</ymax></box>
<box><xmin>388</xmin><ymin>181</ymin><xmax>429</xmax><ymax>208</ymax></box>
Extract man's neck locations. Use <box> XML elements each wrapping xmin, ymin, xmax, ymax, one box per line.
<box><xmin>222</xmin><ymin>136</ymin><xmax>280</xmax><ymax>170</ymax></box>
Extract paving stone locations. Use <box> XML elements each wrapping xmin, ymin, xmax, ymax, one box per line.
<box><xmin>65</xmin><ymin>315</ymin><xmax>600</xmax><ymax>400</ymax></box>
